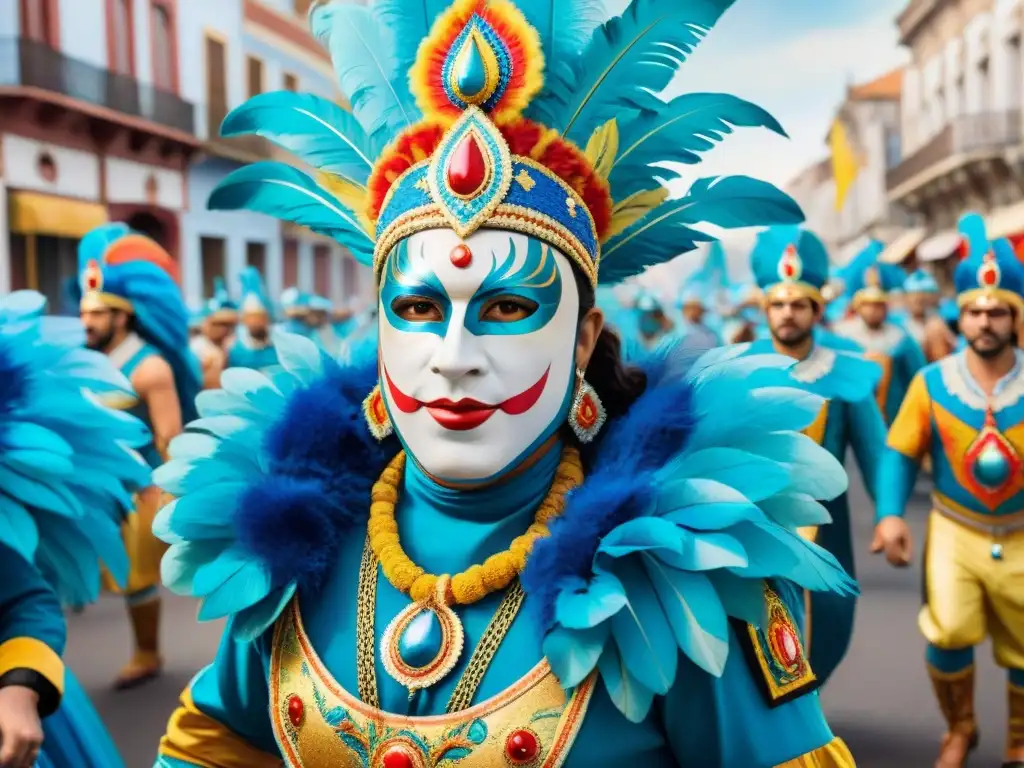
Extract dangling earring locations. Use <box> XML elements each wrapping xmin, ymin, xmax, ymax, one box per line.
<box><xmin>568</xmin><ymin>367</ymin><xmax>606</xmax><ymax>443</ymax></box>
<box><xmin>363</xmin><ymin>383</ymin><xmax>393</xmax><ymax>440</ymax></box>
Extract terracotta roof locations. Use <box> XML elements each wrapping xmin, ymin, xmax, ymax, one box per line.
<box><xmin>849</xmin><ymin>68</ymin><xmax>903</xmax><ymax>101</ymax></box>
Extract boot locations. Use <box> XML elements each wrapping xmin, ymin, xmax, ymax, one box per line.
<box><xmin>929</xmin><ymin>665</ymin><xmax>978</xmax><ymax>768</ymax></box>
<box><xmin>114</xmin><ymin>596</ymin><xmax>163</xmax><ymax>690</ymax></box>
<box><xmin>1005</xmin><ymin>682</ymin><xmax>1024</xmax><ymax>767</ymax></box>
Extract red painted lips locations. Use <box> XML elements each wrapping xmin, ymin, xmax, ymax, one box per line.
<box><xmin>383</xmin><ymin>366</ymin><xmax>550</xmax><ymax>431</ymax></box>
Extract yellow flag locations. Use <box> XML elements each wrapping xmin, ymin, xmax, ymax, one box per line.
<box><xmin>829</xmin><ymin>118</ymin><xmax>861</xmax><ymax>211</ymax></box>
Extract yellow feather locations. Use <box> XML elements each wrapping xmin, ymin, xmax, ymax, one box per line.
<box><xmin>584</xmin><ymin>119</ymin><xmax>619</xmax><ymax>180</ymax></box>
<box><xmin>317</xmin><ymin>172</ymin><xmax>373</xmax><ymax>235</ymax></box>
<box><xmin>604</xmin><ymin>187</ymin><xmax>669</xmax><ymax>240</ymax></box>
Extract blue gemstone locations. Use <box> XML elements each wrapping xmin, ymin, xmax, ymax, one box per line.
<box><xmin>993</xmin><ymin>543</ymin><xmax>1005</xmax><ymax>560</ymax></box>
<box><xmin>972</xmin><ymin>443</ymin><xmax>1011</xmax><ymax>488</ymax></box>
<box><xmin>398</xmin><ymin>610</ymin><xmax>443</xmax><ymax>669</ymax></box>
<box><xmin>455</xmin><ymin>34</ymin><xmax>488</xmax><ymax>99</ymax></box>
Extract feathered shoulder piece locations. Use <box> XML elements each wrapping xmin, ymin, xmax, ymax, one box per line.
<box><xmin>748</xmin><ymin>337</ymin><xmax>881</xmax><ymax>404</ymax></box>
<box><xmin>520</xmin><ymin>344</ymin><xmax>857</xmax><ymax>722</ymax></box>
<box><xmin>209</xmin><ymin>0</ymin><xmax>801</xmax><ymax>288</ymax></box>
<box><xmin>0</xmin><ymin>292</ymin><xmax>151</xmax><ymax>604</ymax></box>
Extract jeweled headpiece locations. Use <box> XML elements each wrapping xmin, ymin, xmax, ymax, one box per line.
<box><xmin>208</xmin><ymin>0</ymin><xmax>803</xmax><ymax>289</ymax></box>
<box><xmin>955</xmin><ymin>212</ymin><xmax>1024</xmax><ymax>314</ymax></box>
<box><xmin>750</xmin><ymin>226</ymin><xmax>828</xmax><ymax>305</ymax></box>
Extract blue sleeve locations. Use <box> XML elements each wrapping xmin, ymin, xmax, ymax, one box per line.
<box><xmin>899</xmin><ymin>335</ymin><xmax>927</xmax><ymax>382</ymax></box>
<box><xmin>874</xmin><ymin>450</ymin><xmax>919</xmax><ymax>521</ymax></box>
<box><xmin>847</xmin><ymin>395</ymin><xmax>887</xmax><ymax>502</ymax></box>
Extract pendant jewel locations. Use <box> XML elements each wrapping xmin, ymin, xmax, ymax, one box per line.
<box><xmin>964</xmin><ymin>409</ymin><xmax>1020</xmax><ymax>496</ymax></box>
<box><xmin>381</xmin><ymin>575</ymin><xmax>465</xmax><ymax>695</ymax></box>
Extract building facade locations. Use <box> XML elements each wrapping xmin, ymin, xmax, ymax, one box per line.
<box><xmin>0</xmin><ymin>0</ymin><xmax>371</xmax><ymax>313</ymax></box>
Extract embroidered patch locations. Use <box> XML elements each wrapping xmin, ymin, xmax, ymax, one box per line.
<box><xmin>734</xmin><ymin>584</ymin><xmax>818</xmax><ymax>708</ymax></box>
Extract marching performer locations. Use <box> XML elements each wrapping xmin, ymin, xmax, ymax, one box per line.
<box><xmin>0</xmin><ymin>290</ymin><xmax>150</xmax><ymax>768</ymax></box>
<box><xmin>279</xmin><ymin>287</ymin><xmax>313</xmax><ymax>338</ymax></box>
<box><xmin>227</xmin><ymin>266</ymin><xmax>279</xmax><ymax>372</ymax></box>
<box><xmin>190</xmin><ymin>278</ymin><xmax>237</xmax><ymax>390</ymax></box>
<box><xmin>308</xmin><ymin>294</ymin><xmax>342</xmax><ymax>351</ymax></box>
<box><xmin>154</xmin><ymin>0</ymin><xmax>855</xmax><ymax>764</ymax></box>
<box><xmin>633</xmin><ymin>289</ymin><xmax>673</xmax><ymax>350</ymax></box>
<box><xmin>673</xmin><ymin>282</ymin><xmax>721</xmax><ymax>351</ymax></box>
<box><xmin>747</xmin><ymin>226</ymin><xmax>887</xmax><ymax>685</ymax></box>
<box><xmin>903</xmin><ymin>268</ymin><xmax>957</xmax><ymax>363</ymax></box>
<box><xmin>874</xmin><ymin>213</ymin><xmax>1024</xmax><ymax>768</ymax></box>
<box><xmin>76</xmin><ymin>223</ymin><xmax>201</xmax><ymax>690</ymax></box>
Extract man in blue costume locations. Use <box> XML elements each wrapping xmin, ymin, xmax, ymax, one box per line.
<box><xmin>833</xmin><ymin>260</ymin><xmax>926</xmax><ymax>423</ymax></box>
<box><xmin>875</xmin><ymin>213</ymin><xmax>1024</xmax><ymax>768</ymax></box>
<box><xmin>76</xmin><ymin>223</ymin><xmax>201</xmax><ymax>690</ymax></box>
<box><xmin>673</xmin><ymin>282</ymin><xmax>722</xmax><ymax>351</ymax></box>
<box><xmin>745</xmin><ymin>225</ymin><xmax>896</xmax><ymax>686</ymax></box>
<box><xmin>190</xmin><ymin>278</ymin><xmax>237</xmax><ymax>390</ymax></box>
<box><xmin>0</xmin><ymin>290</ymin><xmax>151</xmax><ymax>768</ymax></box>
<box><xmin>227</xmin><ymin>267</ymin><xmax>279</xmax><ymax>372</ymax></box>
<box><xmin>632</xmin><ymin>289</ymin><xmax>673</xmax><ymax>351</ymax></box>
<box><xmin>278</xmin><ymin>286</ymin><xmax>313</xmax><ymax>338</ymax></box>
<box><xmin>152</xmin><ymin>0</ymin><xmax>856</xmax><ymax>764</ymax></box>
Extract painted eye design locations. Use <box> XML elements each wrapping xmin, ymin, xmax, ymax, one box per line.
<box><xmin>391</xmin><ymin>296</ymin><xmax>445</xmax><ymax>323</ymax></box>
<box><xmin>480</xmin><ymin>295</ymin><xmax>538</xmax><ymax>322</ymax></box>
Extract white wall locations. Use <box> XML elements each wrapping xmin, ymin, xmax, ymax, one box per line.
<box><xmin>2</xmin><ymin>135</ymin><xmax>101</xmax><ymax>201</ymax></box>
<box><xmin>105</xmin><ymin>157</ymin><xmax>185</xmax><ymax>210</ymax></box>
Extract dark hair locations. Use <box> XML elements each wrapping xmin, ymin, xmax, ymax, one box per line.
<box><xmin>572</xmin><ymin>267</ymin><xmax>648</xmax><ymax>420</ymax></box>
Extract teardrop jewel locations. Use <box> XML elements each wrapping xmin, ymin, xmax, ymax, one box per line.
<box><xmin>455</xmin><ymin>32</ymin><xmax>489</xmax><ymax>101</ymax></box>
<box><xmin>446</xmin><ymin>131</ymin><xmax>488</xmax><ymax>198</ymax></box>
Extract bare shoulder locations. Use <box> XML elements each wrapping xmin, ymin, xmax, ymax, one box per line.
<box><xmin>131</xmin><ymin>353</ymin><xmax>174</xmax><ymax>394</ymax></box>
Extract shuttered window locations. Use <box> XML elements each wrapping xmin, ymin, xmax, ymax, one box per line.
<box><xmin>205</xmin><ymin>35</ymin><xmax>228</xmax><ymax>138</ymax></box>
<box><xmin>283</xmin><ymin>238</ymin><xmax>299</xmax><ymax>288</ymax></box>
<box><xmin>313</xmin><ymin>244</ymin><xmax>331</xmax><ymax>296</ymax></box>
<box><xmin>200</xmin><ymin>237</ymin><xmax>226</xmax><ymax>299</ymax></box>
<box><xmin>247</xmin><ymin>55</ymin><xmax>264</xmax><ymax>99</ymax></box>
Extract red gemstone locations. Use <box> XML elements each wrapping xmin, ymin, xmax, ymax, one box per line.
<box><xmin>982</xmin><ymin>265</ymin><xmax>998</xmax><ymax>286</ymax></box>
<box><xmin>577</xmin><ymin>394</ymin><xmax>597</xmax><ymax>429</ymax></box>
<box><xmin>450</xmin><ymin>243</ymin><xmax>473</xmax><ymax>268</ymax></box>
<box><xmin>287</xmin><ymin>694</ymin><xmax>304</xmax><ymax>727</ymax></box>
<box><xmin>447</xmin><ymin>132</ymin><xmax>487</xmax><ymax>197</ymax></box>
<box><xmin>773</xmin><ymin>626</ymin><xmax>799</xmax><ymax>666</ymax></box>
<box><xmin>782</xmin><ymin>261</ymin><xmax>795</xmax><ymax>278</ymax></box>
<box><xmin>382</xmin><ymin>746</ymin><xmax>417</xmax><ymax>768</ymax></box>
<box><xmin>505</xmin><ymin>729</ymin><xmax>540</xmax><ymax>764</ymax></box>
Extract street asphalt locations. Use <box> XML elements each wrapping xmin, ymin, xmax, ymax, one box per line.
<box><xmin>62</xmin><ymin>468</ymin><xmax>1006</xmax><ymax>768</ymax></box>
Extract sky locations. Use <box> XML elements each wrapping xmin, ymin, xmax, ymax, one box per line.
<box><xmin>631</xmin><ymin>0</ymin><xmax>911</xmax><ymax>296</ymax></box>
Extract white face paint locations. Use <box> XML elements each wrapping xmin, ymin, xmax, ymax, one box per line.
<box><xmin>378</xmin><ymin>228</ymin><xmax>580</xmax><ymax>483</ymax></box>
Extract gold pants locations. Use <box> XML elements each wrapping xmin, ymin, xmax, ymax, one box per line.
<box><xmin>102</xmin><ymin>486</ymin><xmax>169</xmax><ymax>597</ymax></box>
<box><xmin>921</xmin><ymin>510</ymin><xmax>1024</xmax><ymax>668</ymax></box>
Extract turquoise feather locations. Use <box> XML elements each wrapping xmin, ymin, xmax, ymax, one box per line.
<box><xmin>611</xmin><ymin>92</ymin><xmax>787</xmax><ymax>198</ymax></box>
<box><xmin>221</xmin><ymin>91</ymin><xmax>375</xmax><ymax>184</ymax></box>
<box><xmin>528</xmin><ymin>0</ymin><xmax>734</xmax><ymax>143</ymax></box>
<box><xmin>371</xmin><ymin>0</ymin><xmax>450</xmax><ymax>92</ymax></box>
<box><xmin>597</xmin><ymin>643</ymin><xmax>654</xmax><ymax>724</ymax></box>
<box><xmin>528</xmin><ymin>0</ymin><xmax>607</xmax><ymax>63</ymax></box>
<box><xmin>656</xmin><ymin>530</ymin><xmax>748</xmax><ymax>572</ymax></box>
<box><xmin>658</xmin><ymin>447</ymin><xmax>791</xmax><ymax>502</ymax></box>
<box><xmin>233</xmin><ymin>583</ymin><xmax>298</xmax><ymax>642</ymax></box>
<box><xmin>208</xmin><ymin>162</ymin><xmax>374</xmax><ymax>262</ymax></box>
<box><xmin>543</xmin><ymin>624</ymin><xmax>609</xmax><ymax>689</ymax></box>
<box><xmin>554</xmin><ymin>572</ymin><xmax>627</xmax><ymax>630</ymax></box>
<box><xmin>0</xmin><ymin>496</ymin><xmax>39</xmax><ymax>561</ymax></box>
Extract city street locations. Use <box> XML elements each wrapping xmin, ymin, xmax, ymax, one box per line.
<box><xmin>64</xmin><ymin>470</ymin><xmax>1005</xmax><ymax>768</ymax></box>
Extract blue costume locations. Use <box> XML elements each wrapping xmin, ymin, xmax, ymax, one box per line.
<box><xmin>190</xmin><ymin>278</ymin><xmax>237</xmax><ymax>383</ymax></box>
<box><xmin>0</xmin><ymin>290</ymin><xmax>151</xmax><ymax>768</ymax></box>
<box><xmin>228</xmin><ymin>267</ymin><xmax>279</xmax><ymax>373</ymax></box>
<box><xmin>747</xmin><ymin>226</ymin><xmax>886</xmax><ymax>685</ymax></box>
<box><xmin>673</xmin><ymin>282</ymin><xmax>722</xmax><ymax>352</ymax></box>
<box><xmin>278</xmin><ymin>287</ymin><xmax>314</xmax><ymax>339</ymax></box>
<box><xmin>154</xmin><ymin>0</ymin><xmax>854</xmax><ymax>765</ymax></box>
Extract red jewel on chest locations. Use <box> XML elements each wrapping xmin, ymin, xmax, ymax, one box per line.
<box><xmin>505</xmin><ymin>729</ymin><xmax>540</xmax><ymax>764</ymax></box>
<box><xmin>381</xmin><ymin>746</ymin><xmax>417</xmax><ymax>768</ymax></box>
<box><xmin>772</xmin><ymin>624</ymin><xmax>800</xmax><ymax>667</ymax></box>
<box><xmin>450</xmin><ymin>244</ymin><xmax>473</xmax><ymax>268</ymax></box>
<box><xmin>286</xmin><ymin>694</ymin><xmax>304</xmax><ymax>727</ymax></box>
<box><xmin>447</xmin><ymin>132</ymin><xmax>487</xmax><ymax>197</ymax></box>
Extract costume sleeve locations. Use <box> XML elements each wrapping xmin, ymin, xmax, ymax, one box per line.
<box><xmin>0</xmin><ymin>544</ymin><xmax>66</xmax><ymax>717</ymax></box>
<box><xmin>660</xmin><ymin>582</ymin><xmax>855</xmax><ymax>767</ymax></box>
<box><xmin>899</xmin><ymin>334</ymin><xmax>927</xmax><ymax>383</ymax></box>
<box><xmin>875</xmin><ymin>372</ymin><xmax>931</xmax><ymax>520</ymax></box>
<box><xmin>847</xmin><ymin>395</ymin><xmax>888</xmax><ymax>502</ymax></box>
<box><xmin>155</xmin><ymin>620</ymin><xmax>282</xmax><ymax>768</ymax></box>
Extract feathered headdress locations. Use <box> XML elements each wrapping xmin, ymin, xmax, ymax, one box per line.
<box><xmin>209</xmin><ymin>0</ymin><xmax>802</xmax><ymax>288</ymax></box>
<box><xmin>955</xmin><ymin>212</ymin><xmax>1024</xmax><ymax>314</ymax></box>
<box><xmin>750</xmin><ymin>226</ymin><xmax>830</xmax><ymax>305</ymax></box>
<box><xmin>73</xmin><ymin>223</ymin><xmax>201</xmax><ymax>423</ymax></box>
<box><xmin>239</xmin><ymin>266</ymin><xmax>272</xmax><ymax>318</ymax></box>
<box><xmin>206</xmin><ymin>276</ymin><xmax>240</xmax><ymax>323</ymax></box>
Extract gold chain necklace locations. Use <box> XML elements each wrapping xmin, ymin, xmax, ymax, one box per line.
<box><xmin>360</xmin><ymin>446</ymin><xmax>583</xmax><ymax>701</ymax></box>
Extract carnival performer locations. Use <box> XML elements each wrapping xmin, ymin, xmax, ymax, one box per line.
<box><xmin>0</xmin><ymin>290</ymin><xmax>151</xmax><ymax>768</ymax></box>
<box><xmin>632</xmin><ymin>289</ymin><xmax>673</xmax><ymax>351</ymax></box>
<box><xmin>227</xmin><ymin>266</ymin><xmax>279</xmax><ymax>372</ymax></box>
<box><xmin>278</xmin><ymin>286</ymin><xmax>313</xmax><ymax>338</ymax></box>
<box><xmin>189</xmin><ymin>278</ymin><xmax>237</xmax><ymax>390</ymax></box>
<box><xmin>903</xmin><ymin>268</ymin><xmax>955</xmax><ymax>363</ymax></box>
<box><xmin>874</xmin><ymin>213</ymin><xmax>1024</xmax><ymax>768</ymax></box>
<box><xmin>744</xmin><ymin>226</ymin><xmax>886</xmax><ymax>687</ymax></box>
<box><xmin>153</xmin><ymin>0</ymin><xmax>857</xmax><ymax>765</ymax></box>
<box><xmin>75</xmin><ymin>223</ymin><xmax>201</xmax><ymax>690</ymax></box>
<box><xmin>833</xmin><ymin>257</ymin><xmax>926</xmax><ymax>423</ymax></box>
<box><xmin>308</xmin><ymin>294</ymin><xmax>341</xmax><ymax>351</ymax></box>
<box><xmin>673</xmin><ymin>282</ymin><xmax>721</xmax><ymax>351</ymax></box>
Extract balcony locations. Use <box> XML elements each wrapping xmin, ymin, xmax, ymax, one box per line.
<box><xmin>886</xmin><ymin>111</ymin><xmax>1022</xmax><ymax>195</ymax></box>
<box><xmin>0</xmin><ymin>37</ymin><xmax>195</xmax><ymax>137</ymax></box>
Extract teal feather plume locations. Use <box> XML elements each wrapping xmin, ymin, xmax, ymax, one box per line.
<box><xmin>611</xmin><ymin>92</ymin><xmax>787</xmax><ymax>198</ymax></box>
<box><xmin>528</xmin><ymin>0</ymin><xmax>607</xmax><ymax>63</ymax></box>
<box><xmin>527</xmin><ymin>0</ymin><xmax>735</xmax><ymax>144</ymax></box>
<box><xmin>371</xmin><ymin>0</ymin><xmax>450</xmax><ymax>87</ymax></box>
<box><xmin>599</xmin><ymin>176</ymin><xmax>804</xmax><ymax>285</ymax></box>
<box><xmin>221</xmin><ymin>91</ymin><xmax>376</xmax><ymax>184</ymax></box>
<box><xmin>208</xmin><ymin>162</ymin><xmax>373</xmax><ymax>262</ymax></box>
<box><xmin>310</xmin><ymin>2</ymin><xmax>420</xmax><ymax>145</ymax></box>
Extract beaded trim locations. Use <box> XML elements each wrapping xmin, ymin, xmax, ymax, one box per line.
<box><xmin>791</xmin><ymin>345</ymin><xmax>836</xmax><ymax>385</ymax></box>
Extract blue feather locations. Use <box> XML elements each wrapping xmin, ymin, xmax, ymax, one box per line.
<box><xmin>309</xmin><ymin>3</ymin><xmax>420</xmax><ymax>145</ymax></box>
<box><xmin>233</xmin><ymin>582</ymin><xmax>298</xmax><ymax>642</ymax></box>
<box><xmin>208</xmin><ymin>162</ymin><xmax>373</xmax><ymax>261</ymax></box>
<box><xmin>596</xmin><ymin>643</ymin><xmax>655</xmax><ymax>724</ymax></box>
<box><xmin>542</xmin><ymin>624</ymin><xmax>609</xmax><ymax>689</ymax></box>
<box><xmin>527</xmin><ymin>0</ymin><xmax>735</xmax><ymax>143</ymax></box>
<box><xmin>0</xmin><ymin>495</ymin><xmax>39</xmax><ymax>561</ymax></box>
<box><xmin>221</xmin><ymin>91</ymin><xmax>375</xmax><ymax>184</ymax></box>
<box><xmin>611</xmin><ymin>93</ymin><xmax>787</xmax><ymax>198</ymax></box>
<box><xmin>528</xmin><ymin>0</ymin><xmax>607</xmax><ymax>63</ymax></box>
<box><xmin>554</xmin><ymin>572</ymin><xmax>628</xmax><ymax>630</ymax></box>
<box><xmin>599</xmin><ymin>176</ymin><xmax>803</xmax><ymax>285</ymax></box>
<box><xmin>371</xmin><ymin>0</ymin><xmax>449</xmax><ymax>93</ymax></box>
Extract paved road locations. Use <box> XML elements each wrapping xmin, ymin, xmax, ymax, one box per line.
<box><xmin>64</xmin><ymin>471</ymin><xmax>1006</xmax><ymax>768</ymax></box>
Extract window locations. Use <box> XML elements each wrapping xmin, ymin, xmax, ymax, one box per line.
<box><xmin>246</xmin><ymin>241</ymin><xmax>267</xmax><ymax>275</ymax></box>
<box><xmin>283</xmin><ymin>238</ymin><xmax>299</xmax><ymax>288</ymax></box>
<box><xmin>151</xmin><ymin>2</ymin><xmax>176</xmax><ymax>91</ymax></box>
<box><xmin>294</xmin><ymin>0</ymin><xmax>314</xmax><ymax>16</ymax></box>
<box><xmin>313</xmin><ymin>244</ymin><xmax>331</xmax><ymax>295</ymax></box>
<box><xmin>884</xmin><ymin>127</ymin><xmax>901</xmax><ymax>170</ymax></box>
<box><xmin>200</xmin><ymin>237</ymin><xmax>226</xmax><ymax>299</ymax></box>
<box><xmin>205</xmin><ymin>34</ymin><xmax>228</xmax><ymax>138</ymax></box>
<box><xmin>247</xmin><ymin>56</ymin><xmax>264</xmax><ymax>99</ymax></box>
<box><xmin>283</xmin><ymin>72</ymin><xmax>299</xmax><ymax>92</ymax></box>
<box><xmin>109</xmin><ymin>0</ymin><xmax>134</xmax><ymax>74</ymax></box>
<box><xmin>342</xmin><ymin>251</ymin><xmax>359</xmax><ymax>300</ymax></box>
<box><xmin>21</xmin><ymin>0</ymin><xmax>57</xmax><ymax>46</ymax></box>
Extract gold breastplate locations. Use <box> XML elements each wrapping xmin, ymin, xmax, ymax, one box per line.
<box><xmin>269</xmin><ymin>600</ymin><xmax>596</xmax><ymax>767</ymax></box>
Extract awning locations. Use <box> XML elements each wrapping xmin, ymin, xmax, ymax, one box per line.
<box><xmin>985</xmin><ymin>200</ymin><xmax>1024</xmax><ymax>240</ymax></box>
<box><xmin>878</xmin><ymin>227</ymin><xmax>927</xmax><ymax>264</ymax></box>
<box><xmin>8</xmin><ymin>190</ymin><xmax>107</xmax><ymax>238</ymax></box>
<box><xmin>917</xmin><ymin>230</ymin><xmax>962</xmax><ymax>262</ymax></box>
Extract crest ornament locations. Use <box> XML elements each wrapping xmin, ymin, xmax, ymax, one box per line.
<box><xmin>977</xmin><ymin>252</ymin><xmax>1002</xmax><ymax>289</ymax></box>
<box><xmin>777</xmin><ymin>244</ymin><xmax>802</xmax><ymax>282</ymax></box>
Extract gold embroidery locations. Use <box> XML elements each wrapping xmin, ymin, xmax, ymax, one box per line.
<box><xmin>414</xmin><ymin>177</ymin><xmax>431</xmax><ymax>193</ymax></box>
<box><xmin>565</xmin><ymin>198</ymin><xmax>577</xmax><ymax>218</ymax></box>
<box><xmin>514</xmin><ymin>169</ymin><xmax>536</xmax><ymax>191</ymax></box>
